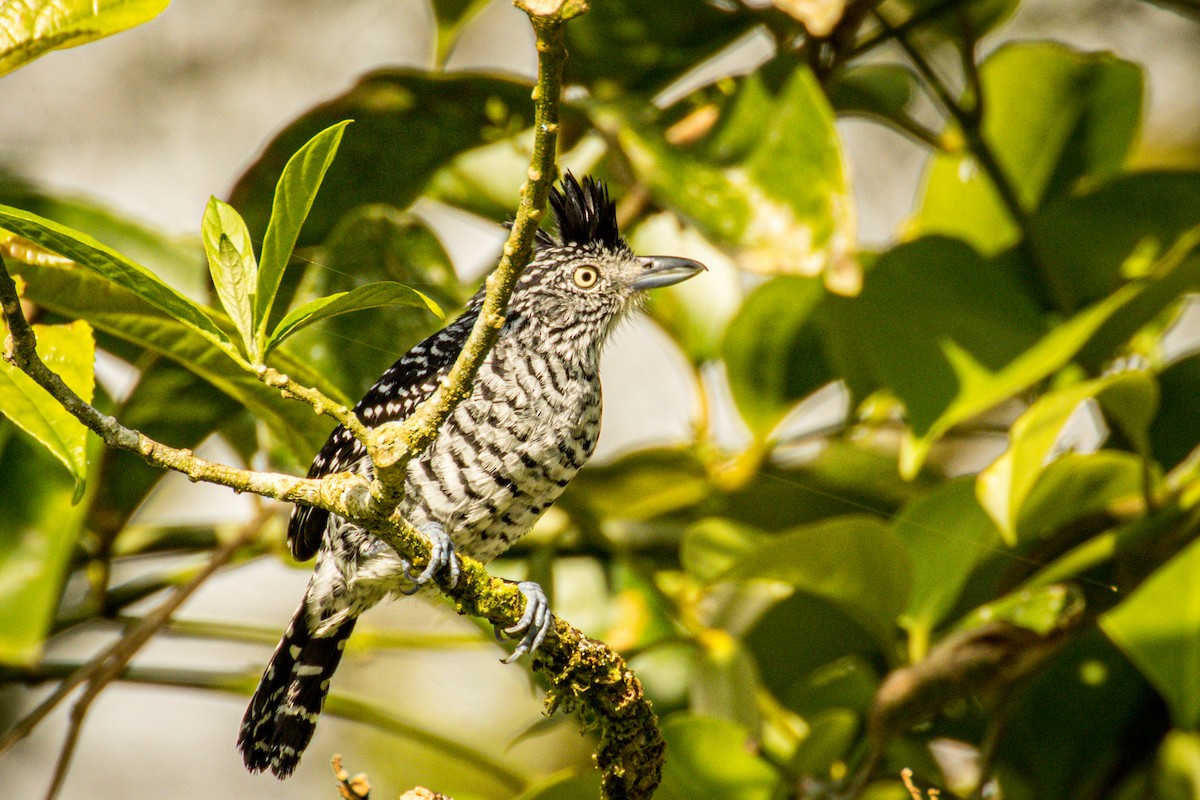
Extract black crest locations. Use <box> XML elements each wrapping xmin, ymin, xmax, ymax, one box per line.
<box><xmin>542</xmin><ymin>173</ymin><xmax>622</xmax><ymax>249</ymax></box>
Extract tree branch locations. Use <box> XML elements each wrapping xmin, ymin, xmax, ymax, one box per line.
<box><xmin>0</xmin><ymin>3</ymin><xmax>666</xmax><ymax>797</ymax></box>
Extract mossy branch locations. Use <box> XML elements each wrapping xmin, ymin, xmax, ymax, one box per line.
<box><xmin>0</xmin><ymin>2</ymin><xmax>664</xmax><ymax>798</ymax></box>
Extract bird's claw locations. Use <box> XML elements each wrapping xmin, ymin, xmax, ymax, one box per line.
<box><xmin>497</xmin><ymin>581</ymin><xmax>553</xmax><ymax>664</ymax></box>
<box><xmin>398</xmin><ymin>522</ymin><xmax>461</xmax><ymax>595</ymax></box>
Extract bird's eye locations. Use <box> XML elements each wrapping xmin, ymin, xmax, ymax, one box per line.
<box><xmin>573</xmin><ymin>265</ymin><xmax>599</xmax><ymax>289</ymax></box>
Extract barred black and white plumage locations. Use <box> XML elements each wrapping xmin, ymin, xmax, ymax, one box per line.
<box><xmin>238</xmin><ymin>174</ymin><xmax>705</xmax><ymax>778</ymax></box>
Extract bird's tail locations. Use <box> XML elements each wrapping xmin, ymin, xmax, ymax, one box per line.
<box><xmin>237</xmin><ymin>603</ymin><xmax>356</xmax><ymax>778</ymax></box>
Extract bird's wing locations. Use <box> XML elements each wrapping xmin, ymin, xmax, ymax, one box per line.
<box><xmin>287</xmin><ymin>314</ymin><xmax>475</xmax><ymax>561</ymax></box>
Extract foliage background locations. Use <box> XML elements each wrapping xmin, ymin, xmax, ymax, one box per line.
<box><xmin>1</xmin><ymin>1</ymin><xmax>1200</xmax><ymax>799</ymax></box>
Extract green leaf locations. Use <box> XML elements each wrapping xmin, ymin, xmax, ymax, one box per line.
<box><xmin>895</xmin><ymin>0</ymin><xmax>1020</xmax><ymax>39</ymax></box>
<box><xmin>909</xmin><ymin>43</ymin><xmax>1143</xmax><ymax>255</ymax></box>
<box><xmin>0</xmin><ymin>0</ymin><xmax>169</xmax><ymax>78</ymax></box>
<box><xmin>287</xmin><ymin>205</ymin><xmax>463</xmax><ymax>399</ymax></box>
<box><xmin>1102</xmin><ymin>535</ymin><xmax>1200</xmax><ymax>727</ymax></box>
<box><xmin>564</xmin><ymin>0</ymin><xmax>754</xmax><ymax>96</ymax></box>
<box><xmin>514</xmin><ymin>772</ymin><xmax>602</xmax><ymax>800</ymax></box>
<box><xmin>267</xmin><ymin>281</ymin><xmax>440</xmax><ymax>355</ymax></box>
<box><xmin>0</xmin><ymin>203</ymin><xmax>235</xmax><ymax>354</ymax></box>
<box><xmin>202</xmin><ymin>196</ymin><xmax>258</xmax><ymax>357</ymax></box>
<box><xmin>681</xmin><ymin>519</ymin><xmax>764</xmax><ymax>584</ymax></box>
<box><xmin>690</xmin><ymin>636</ymin><xmax>763</xmax><ymax>733</ymax></box>
<box><xmin>977</xmin><ymin>370</ymin><xmax>1158</xmax><ymax>542</ymax></box>
<box><xmin>0</xmin><ymin>319</ymin><xmax>94</xmax><ymax>498</ymax></box>
<box><xmin>0</xmin><ymin>178</ymin><xmax>204</xmax><ymax>296</ymax></box>
<box><xmin>611</xmin><ymin>68</ymin><xmax>857</xmax><ymax>291</ymax></box>
<box><xmin>0</xmin><ymin>433</ymin><xmax>90</xmax><ymax>664</ymax></box>
<box><xmin>563</xmin><ymin>447</ymin><xmax>711</xmax><ymax>522</ymax></box>
<box><xmin>430</xmin><ymin>0</ymin><xmax>492</xmax><ymax>64</ymax></box>
<box><xmin>1015</xmin><ymin>452</ymin><xmax>1154</xmax><ymax>540</ymax></box>
<box><xmin>255</xmin><ymin>121</ymin><xmax>350</xmax><ymax>354</ymax></box>
<box><xmin>790</xmin><ymin>710</ymin><xmax>859</xmax><ymax>778</ymax></box>
<box><xmin>726</xmin><ymin>516</ymin><xmax>912</xmax><ymax>648</ymax></box>
<box><xmin>958</xmin><ymin>582</ymin><xmax>1085</xmax><ymax>637</ymax></box>
<box><xmin>1152</xmin><ymin>353</ymin><xmax>1200</xmax><ymax>471</ymax></box>
<box><xmin>11</xmin><ymin>259</ymin><xmax>338</xmax><ymax>465</ymax></box>
<box><xmin>228</xmin><ymin>71</ymin><xmax>534</xmax><ymax>251</ymax></box>
<box><xmin>894</xmin><ymin>478</ymin><xmax>1002</xmax><ymax>642</ymax></box>
<box><xmin>656</xmin><ymin>715</ymin><xmax>778</xmax><ymax>800</ymax></box>
<box><xmin>721</xmin><ymin>276</ymin><xmax>832</xmax><ymax>436</ymax></box>
<box><xmin>828</xmin><ymin>64</ymin><xmax>923</xmax><ymax>135</ymax></box>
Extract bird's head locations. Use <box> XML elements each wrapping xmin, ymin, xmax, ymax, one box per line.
<box><xmin>505</xmin><ymin>174</ymin><xmax>705</xmax><ymax>341</ymax></box>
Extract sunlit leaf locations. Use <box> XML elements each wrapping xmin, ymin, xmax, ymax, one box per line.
<box><xmin>894</xmin><ymin>478</ymin><xmax>1001</xmax><ymax>643</ymax></box>
<box><xmin>957</xmin><ymin>583</ymin><xmax>1085</xmax><ymax>637</ymax></box>
<box><xmin>10</xmin><ymin>259</ymin><xmax>337</xmax><ymax>465</ymax></box>
<box><xmin>726</xmin><ymin>516</ymin><xmax>912</xmax><ymax>648</ymax></box>
<box><xmin>909</xmin><ymin>43</ymin><xmax>1142</xmax><ymax>257</ymax></box>
<box><xmin>267</xmin><ymin>281</ymin><xmax>441</xmax><ymax>355</ymax></box>
<box><xmin>201</xmin><ymin>196</ymin><xmax>258</xmax><ymax>356</ymax></box>
<box><xmin>0</xmin><ymin>204</ymin><xmax>235</xmax><ymax>353</ymax></box>
<box><xmin>1102</xmin><ymin>535</ymin><xmax>1200</xmax><ymax>728</ymax></box>
<box><xmin>977</xmin><ymin>370</ymin><xmax>1158</xmax><ymax>542</ymax></box>
<box><xmin>254</xmin><ymin>121</ymin><xmax>350</xmax><ymax>354</ymax></box>
<box><xmin>611</xmin><ymin>67</ymin><xmax>858</xmax><ymax>292</ymax></box>
<box><xmin>690</xmin><ymin>635</ymin><xmax>763</xmax><ymax>733</ymax></box>
<box><xmin>0</xmin><ymin>319</ymin><xmax>94</xmax><ymax>497</ymax></box>
<box><xmin>656</xmin><ymin>715</ymin><xmax>778</xmax><ymax>800</ymax></box>
<box><xmin>0</xmin><ymin>433</ymin><xmax>90</xmax><ymax>664</ymax></box>
<box><xmin>0</xmin><ymin>0</ymin><xmax>168</xmax><ymax>78</ymax></box>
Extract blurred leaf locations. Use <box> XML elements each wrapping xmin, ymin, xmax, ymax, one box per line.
<box><xmin>255</xmin><ymin>121</ymin><xmax>350</xmax><ymax>354</ymax></box>
<box><xmin>992</xmin><ymin>630</ymin><xmax>1159</xmax><ymax>799</ymax></box>
<box><xmin>782</xmin><ymin>654</ymin><xmax>879</xmax><ymax>718</ymax></box>
<box><xmin>895</xmin><ymin>0</ymin><xmax>1020</xmax><ymax>38</ymax></box>
<box><xmin>565</xmin><ymin>447</ymin><xmax>711</xmax><ymax>522</ymax></box>
<box><xmin>430</xmin><ymin>0</ymin><xmax>492</xmax><ymax>63</ymax></box>
<box><xmin>0</xmin><ymin>432</ymin><xmax>90</xmax><ymax>664</ymax></box>
<box><xmin>0</xmin><ymin>178</ymin><xmax>204</xmax><ymax>296</ymax></box>
<box><xmin>1015</xmin><ymin>452</ymin><xmax>1152</xmax><ymax>539</ymax></box>
<box><xmin>977</xmin><ymin>370</ymin><xmax>1157</xmax><ymax>542</ymax></box>
<box><xmin>657</xmin><ymin>715</ymin><xmax>779</xmax><ymax>800</ymax></box>
<box><xmin>773</xmin><ymin>0</ymin><xmax>847</xmax><ymax>36</ymax></box>
<box><xmin>828</xmin><ymin>64</ymin><xmax>922</xmax><ymax>133</ymax></box>
<box><xmin>0</xmin><ymin>319</ymin><xmax>94</xmax><ymax>497</ymax></box>
<box><xmin>228</xmin><ymin>70</ymin><xmax>533</xmax><ymax>250</ymax></box>
<box><xmin>0</xmin><ymin>204</ymin><xmax>235</xmax><ymax>354</ymax></box>
<box><xmin>514</xmin><ymin>772</ymin><xmax>602</xmax><ymax>800</ymax></box>
<box><xmin>289</xmin><ymin>205</ymin><xmax>462</xmax><ymax>399</ymax></box>
<box><xmin>201</xmin><ymin>196</ymin><xmax>258</xmax><ymax>356</ymax></box>
<box><xmin>10</xmin><ymin>260</ymin><xmax>337</xmax><ymax>465</ymax></box>
<box><xmin>958</xmin><ymin>583</ymin><xmax>1085</xmax><ymax>637</ymax></box>
<box><xmin>791</xmin><ymin>709</ymin><xmax>859</xmax><ymax>777</ymax></box>
<box><xmin>691</xmin><ymin>634</ymin><xmax>763</xmax><ymax>733</ymax></box>
<box><xmin>267</xmin><ymin>281</ymin><xmax>441</xmax><ymax>355</ymax></box>
<box><xmin>894</xmin><ymin>478</ymin><xmax>1002</xmax><ymax>641</ymax></box>
<box><xmin>1152</xmin><ymin>354</ymin><xmax>1200</xmax><ymax>470</ymax></box>
<box><xmin>0</xmin><ymin>0</ymin><xmax>168</xmax><ymax>77</ymax></box>
<box><xmin>1032</xmin><ymin>175</ymin><xmax>1200</xmax><ymax>365</ymax></box>
<box><xmin>612</xmin><ymin>67</ymin><xmax>858</xmax><ymax>291</ymax></box>
<box><xmin>727</xmin><ymin>516</ymin><xmax>912</xmax><ymax>648</ymax></box>
<box><xmin>1102</xmin><ymin>535</ymin><xmax>1200</xmax><ymax>728</ymax></box>
<box><xmin>682</xmin><ymin>518</ymin><xmax>764</xmax><ymax>583</ymax></box>
<box><xmin>1144</xmin><ymin>731</ymin><xmax>1200</xmax><ymax>800</ymax></box>
<box><xmin>564</xmin><ymin>0</ymin><xmax>753</xmax><ymax>95</ymax></box>
<box><xmin>722</xmin><ymin>276</ymin><xmax>831</xmax><ymax>436</ymax></box>
<box><xmin>909</xmin><ymin>43</ymin><xmax>1142</xmax><ymax>256</ymax></box>
<box><xmin>631</xmin><ymin>211</ymin><xmax>743</xmax><ymax>365</ymax></box>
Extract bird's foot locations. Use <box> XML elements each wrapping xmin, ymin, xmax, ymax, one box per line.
<box><xmin>398</xmin><ymin>522</ymin><xmax>461</xmax><ymax>594</ymax></box>
<box><xmin>496</xmin><ymin>581</ymin><xmax>553</xmax><ymax>664</ymax></box>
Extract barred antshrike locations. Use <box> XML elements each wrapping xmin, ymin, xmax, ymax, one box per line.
<box><xmin>237</xmin><ymin>174</ymin><xmax>704</xmax><ymax>777</ymax></box>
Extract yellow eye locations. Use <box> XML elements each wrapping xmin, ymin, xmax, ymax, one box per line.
<box><xmin>573</xmin><ymin>265</ymin><xmax>599</xmax><ymax>288</ymax></box>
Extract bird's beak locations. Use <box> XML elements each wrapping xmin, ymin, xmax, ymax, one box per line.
<box><xmin>631</xmin><ymin>256</ymin><xmax>707</xmax><ymax>291</ymax></box>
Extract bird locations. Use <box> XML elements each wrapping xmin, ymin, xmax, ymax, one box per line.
<box><xmin>237</xmin><ymin>174</ymin><xmax>705</xmax><ymax>778</ymax></box>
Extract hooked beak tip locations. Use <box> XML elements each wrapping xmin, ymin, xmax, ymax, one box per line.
<box><xmin>632</xmin><ymin>256</ymin><xmax>707</xmax><ymax>291</ymax></box>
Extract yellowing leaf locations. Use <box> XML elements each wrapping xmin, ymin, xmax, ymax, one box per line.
<box><xmin>0</xmin><ymin>0</ymin><xmax>169</xmax><ymax>78</ymax></box>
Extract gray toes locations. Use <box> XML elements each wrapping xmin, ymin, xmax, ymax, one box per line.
<box><xmin>500</xmin><ymin>581</ymin><xmax>553</xmax><ymax>664</ymax></box>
